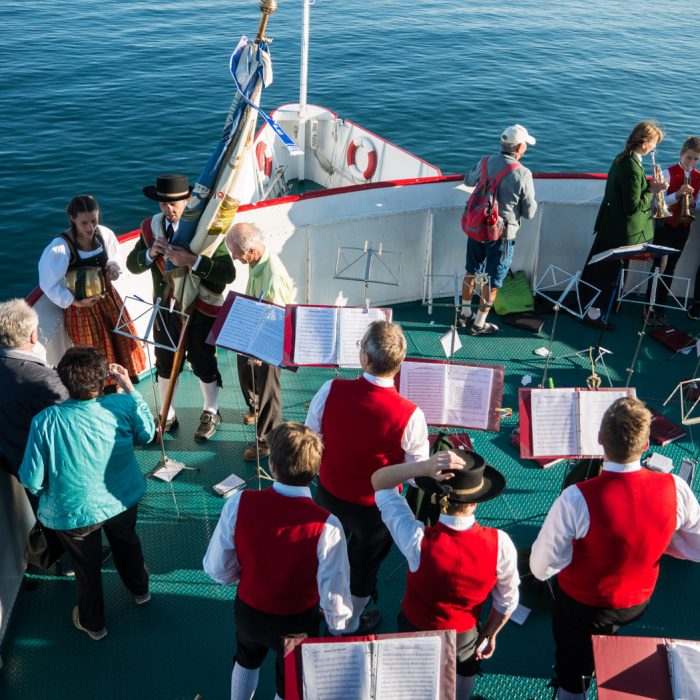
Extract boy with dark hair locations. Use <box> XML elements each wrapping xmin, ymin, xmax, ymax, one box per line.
<box><xmin>305</xmin><ymin>320</ymin><xmax>429</xmax><ymax>632</ymax></box>
<box><xmin>372</xmin><ymin>449</ymin><xmax>520</xmax><ymax>699</ymax></box>
<box><xmin>646</xmin><ymin>136</ymin><xmax>700</xmax><ymax>325</ymax></box>
<box><xmin>531</xmin><ymin>396</ymin><xmax>700</xmax><ymax>700</ymax></box>
<box><xmin>203</xmin><ymin>422</ymin><xmax>355</xmax><ymax>700</ymax></box>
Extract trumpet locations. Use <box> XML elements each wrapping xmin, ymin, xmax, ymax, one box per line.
<box><xmin>679</xmin><ymin>171</ymin><xmax>696</xmax><ymax>224</ymax></box>
<box><xmin>650</xmin><ymin>151</ymin><xmax>672</xmax><ymax>218</ymax></box>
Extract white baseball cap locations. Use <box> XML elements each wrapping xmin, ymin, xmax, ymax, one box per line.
<box><xmin>501</xmin><ymin>124</ymin><xmax>536</xmax><ymax>146</ymax></box>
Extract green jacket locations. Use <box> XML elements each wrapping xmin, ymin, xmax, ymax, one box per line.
<box><xmin>126</xmin><ymin>215</ymin><xmax>235</xmax><ymax>300</ymax></box>
<box><xmin>594</xmin><ymin>152</ymin><xmax>655</xmax><ymax>246</ymax></box>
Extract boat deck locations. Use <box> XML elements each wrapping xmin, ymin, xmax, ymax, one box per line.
<box><xmin>2</xmin><ymin>299</ymin><xmax>700</xmax><ymax>699</ymax></box>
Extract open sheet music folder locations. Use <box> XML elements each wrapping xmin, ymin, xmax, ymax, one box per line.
<box><xmin>207</xmin><ymin>291</ymin><xmax>286</xmax><ymax>367</ymax></box>
<box><xmin>518</xmin><ymin>387</ymin><xmax>636</xmax><ymax>459</ymax></box>
<box><xmin>396</xmin><ymin>358</ymin><xmax>505</xmax><ymax>431</ymax></box>
<box><xmin>283</xmin><ymin>630</ymin><xmax>455</xmax><ymax>700</ymax></box>
<box><xmin>283</xmin><ymin>304</ymin><xmax>392</xmax><ymax>368</ymax></box>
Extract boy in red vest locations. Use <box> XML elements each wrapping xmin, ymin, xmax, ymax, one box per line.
<box><xmin>203</xmin><ymin>422</ymin><xmax>355</xmax><ymax>700</ymax></box>
<box><xmin>530</xmin><ymin>397</ymin><xmax>700</xmax><ymax>700</ymax></box>
<box><xmin>305</xmin><ymin>320</ymin><xmax>429</xmax><ymax>632</ymax></box>
<box><xmin>371</xmin><ymin>449</ymin><xmax>520</xmax><ymax>699</ymax></box>
<box><xmin>646</xmin><ymin>136</ymin><xmax>700</xmax><ymax>325</ymax></box>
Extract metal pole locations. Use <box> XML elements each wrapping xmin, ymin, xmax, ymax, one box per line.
<box><xmin>297</xmin><ymin>0</ymin><xmax>311</xmax><ymax>182</ymax></box>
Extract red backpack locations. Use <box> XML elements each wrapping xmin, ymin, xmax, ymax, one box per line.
<box><xmin>461</xmin><ymin>158</ymin><xmax>520</xmax><ymax>242</ymax></box>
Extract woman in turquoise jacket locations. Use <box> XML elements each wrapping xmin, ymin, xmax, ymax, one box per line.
<box><xmin>20</xmin><ymin>346</ymin><xmax>155</xmax><ymax>640</ymax></box>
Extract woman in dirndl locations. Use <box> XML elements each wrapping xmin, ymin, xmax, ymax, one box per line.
<box><xmin>39</xmin><ymin>195</ymin><xmax>146</xmax><ymax>378</ymax></box>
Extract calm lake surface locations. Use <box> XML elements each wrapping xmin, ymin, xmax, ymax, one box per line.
<box><xmin>2</xmin><ymin>0</ymin><xmax>698</xmax><ymax>298</ymax></box>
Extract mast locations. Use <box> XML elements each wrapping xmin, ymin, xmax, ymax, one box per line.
<box><xmin>297</xmin><ymin>0</ymin><xmax>311</xmax><ymax>182</ymax></box>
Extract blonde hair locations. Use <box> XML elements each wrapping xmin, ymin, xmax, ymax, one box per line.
<box><xmin>0</xmin><ymin>299</ymin><xmax>38</xmax><ymax>349</ymax></box>
<box><xmin>624</xmin><ymin>121</ymin><xmax>664</xmax><ymax>154</ymax></box>
<box><xmin>599</xmin><ymin>397</ymin><xmax>651</xmax><ymax>463</ymax></box>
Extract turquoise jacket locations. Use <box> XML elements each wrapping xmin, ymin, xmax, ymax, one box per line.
<box><xmin>20</xmin><ymin>391</ymin><xmax>155</xmax><ymax>530</ymax></box>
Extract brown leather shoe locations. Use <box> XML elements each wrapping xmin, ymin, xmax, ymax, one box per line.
<box><xmin>243</xmin><ymin>442</ymin><xmax>270</xmax><ymax>461</ymax></box>
<box><xmin>243</xmin><ymin>412</ymin><xmax>256</xmax><ymax>425</ymax></box>
<box><xmin>194</xmin><ymin>410</ymin><xmax>221</xmax><ymax>442</ymax></box>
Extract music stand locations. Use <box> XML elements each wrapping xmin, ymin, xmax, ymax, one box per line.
<box><xmin>618</xmin><ymin>265</ymin><xmax>688</xmax><ymax>386</ymax></box>
<box><xmin>664</xmin><ymin>379</ymin><xmax>700</xmax><ymax>426</ymax></box>
<box><xmin>335</xmin><ymin>241</ymin><xmax>402</xmax><ymax>308</ymax></box>
<box><xmin>114</xmin><ymin>296</ymin><xmax>193</xmax><ymax>516</ymax></box>
<box><xmin>533</xmin><ymin>265</ymin><xmax>609</xmax><ymax>388</ymax></box>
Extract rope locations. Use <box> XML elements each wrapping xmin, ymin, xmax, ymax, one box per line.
<box><xmin>586</xmin><ymin>346</ymin><xmax>601</xmax><ymax>389</ymax></box>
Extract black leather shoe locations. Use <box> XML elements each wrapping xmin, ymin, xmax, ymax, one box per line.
<box><xmin>583</xmin><ymin>315</ymin><xmax>615</xmax><ymax>331</ymax></box>
<box><xmin>195</xmin><ymin>410</ymin><xmax>221</xmax><ymax>441</ymax></box>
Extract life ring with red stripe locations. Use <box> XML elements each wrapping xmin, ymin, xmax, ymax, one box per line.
<box><xmin>346</xmin><ymin>138</ymin><xmax>378</xmax><ymax>180</ymax></box>
<box><xmin>255</xmin><ymin>141</ymin><xmax>273</xmax><ymax>178</ymax></box>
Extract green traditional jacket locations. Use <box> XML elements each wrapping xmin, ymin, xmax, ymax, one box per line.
<box><xmin>126</xmin><ymin>214</ymin><xmax>235</xmax><ymax>301</ymax></box>
<box><xmin>594</xmin><ymin>152</ymin><xmax>655</xmax><ymax>246</ymax></box>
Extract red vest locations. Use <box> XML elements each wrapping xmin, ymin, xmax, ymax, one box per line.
<box><xmin>402</xmin><ymin>522</ymin><xmax>499</xmax><ymax>632</ymax></box>
<box><xmin>665</xmin><ymin>164</ymin><xmax>700</xmax><ymax>228</ymax></box>
<box><xmin>558</xmin><ymin>469</ymin><xmax>677</xmax><ymax>608</ymax></box>
<box><xmin>319</xmin><ymin>377</ymin><xmax>416</xmax><ymax>506</ymax></box>
<box><xmin>234</xmin><ymin>488</ymin><xmax>328</xmax><ymax>615</ymax></box>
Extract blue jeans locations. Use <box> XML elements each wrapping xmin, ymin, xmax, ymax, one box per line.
<box><xmin>465</xmin><ymin>238</ymin><xmax>515</xmax><ymax>289</ymax></box>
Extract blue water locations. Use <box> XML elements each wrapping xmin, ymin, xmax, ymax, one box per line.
<box><xmin>2</xmin><ymin>0</ymin><xmax>699</xmax><ymax>298</ymax></box>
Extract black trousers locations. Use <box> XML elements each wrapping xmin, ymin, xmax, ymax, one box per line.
<box><xmin>580</xmin><ymin>235</ymin><xmax>627</xmax><ymax>316</ymax></box>
<box><xmin>645</xmin><ymin>221</ymin><xmax>691</xmax><ymax>306</ymax></box>
<box><xmin>236</xmin><ymin>355</ymin><xmax>281</xmax><ymax>442</ymax></box>
<box><xmin>56</xmin><ymin>504</ymin><xmax>149</xmax><ymax>632</ymax></box>
<box><xmin>398</xmin><ymin>610</ymin><xmax>480</xmax><ymax>677</ymax></box>
<box><xmin>234</xmin><ymin>596</ymin><xmax>320</xmax><ymax>698</ymax></box>
<box><xmin>552</xmin><ymin>583</ymin><xmax>649</xmax><ymax>693</ymax></box>
<box><xmin>154</xmin><ymin>308</ymin><xmax>221</xmax><ymax>385</ymax></box>
<box><xmin>315</xmin><ymin>482</ymin><xmax>393</xmax><ymax>599</ymax></box>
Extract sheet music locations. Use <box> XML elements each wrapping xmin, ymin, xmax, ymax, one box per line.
<box><xmin>444</xmin><ymin>364</ymin><xmax>494</xmax><ymax>429</ymax></box>
<box><xmin>302</xmin><ymin>642</ymin><xmax>372</xmax><ymax>700</ymax></box>
<box><xmin>337</xmin><ymin>307</ymin><xmax>388</xmax><ymax>368</ymax></box>
<box><xmin>530</xmin><ymin>389</ymin><xmax>580</xmax><ymax>456</ymax></box>
<box><xmin>374</xmin><ymin>637</ymin><xmax>441</xmax><ymax>700</ymax></box>
<box><xmin>399</xmin><ymin>361</ymin><xmax>447</xmax><ymax>424</ymax></box>
<box><xmin>294</xmin><ymin>306</ymin><xmax>339</xmax><ymax>365</ymax></box>
<box><xmin>667</xmin><ymin>641</ymin><xmax>700</xmax><ymax>700</ymax></box>
<box><xmin>578</xmin><ymin>390</ymin><xmax>632</xmax><ymax>455</ymax></box>
<box><xmin>217</xmin><ymin>296</ymin><xmax>284</xmax><ymax>366</ymax></box>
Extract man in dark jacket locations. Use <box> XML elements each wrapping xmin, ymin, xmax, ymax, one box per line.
<box><xmin>0</xmin><ymin>298</ymin><xmax>68</xmax><ymax>511</ymax></box>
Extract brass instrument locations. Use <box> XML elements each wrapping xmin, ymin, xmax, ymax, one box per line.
<box><xmin>651</xmin><ymin>151</ymin><xmax>672</xmax><ymax>219</ymax></box>
<box><xmin>679</xmin><ymin>170</ymin><xmax>696</xmax><ymax>225</ymax></box>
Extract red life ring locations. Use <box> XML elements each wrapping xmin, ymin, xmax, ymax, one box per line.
<box><xmin>346</xmin><ymin>138</ymin><xmax>378</xmax><ymax>180</ymax></box>
<box><xmin>255</xmin><ymin>141</ymin><xmax>273</xmax><ymax>178</ymax></box>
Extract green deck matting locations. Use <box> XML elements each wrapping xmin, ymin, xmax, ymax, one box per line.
<box><xmin>2</xmin><ymin>298</ymin><xmax>700</xmax><ymax>699</ymax></box>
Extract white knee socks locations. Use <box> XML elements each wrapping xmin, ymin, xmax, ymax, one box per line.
<box><xmin>230</xmin><ymin>663</ymin><xmax>259</xmax><ymax>700</ymax></box>
<box><xmin>157</xmin><ymin>376</ymin><xmax>178</xmax><ymax>420</ymax></box>
<box><xmin>200</xmin><ymin>379</ymin><xmax>220</xmax><ymax>414</ymax></box>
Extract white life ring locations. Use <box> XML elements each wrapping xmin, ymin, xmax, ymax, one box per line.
<box><xmin>255</xmin><ymin>141</ymin><xmax>273</xmax><ymax>178</ymax></box>
<box><xmin>346</xmin><ymin>138</ymin><xmax>378</xmax><ymax>181</ymax></box>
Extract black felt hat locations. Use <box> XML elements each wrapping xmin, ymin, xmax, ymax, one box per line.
<box><xmin>143</xmin><ymin>173</ymin><xmax>193</xmax><ymax>202</ymax></box>
<box><xmin>415</xmin><ymin>449</ymin><xmax>506</xmax><ymax>504</ymax></box>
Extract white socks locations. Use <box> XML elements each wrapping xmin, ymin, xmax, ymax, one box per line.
<box><xmin>456</xmin><ymin>674</ymin><xmax>476</xmax><ymax>699</ymax></box>
<box><xmin>230</xmin><ymin>664</ymin><xmax>259</xmax><ymax>700</ymax></box>
<box><xmin>349</xmin><ymin>594</ymin><xmax>371</xmax><ymax>629</ymax></box>
<box><xmin>157</xmin><ymin>376</ymin><xmax>178</xmax><ymax>420</ymax></box>
<box><xmin>460</xmin><ymin>304</ymin><xmax>473</xmax><ymax>319</ymax></box>
<box><xmin>200</xmin><ymin>379</ymin><xmax>220</xmax><ymax>414</ymax></box>
<box><xmin>474</xmin><ymin>309</ymin><xmax>489</xmax><ymax>328</ymax></box>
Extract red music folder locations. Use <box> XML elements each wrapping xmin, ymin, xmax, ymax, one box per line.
<box><xmin>518</xmin><ymin>387</ymin><xmax>635</xmax><ymax>459</ymax></box>
<box><xmin>396</xmin><ymin>358</ymin><xmax>505</xmax><ymax>431</ymax></box>
<box><xmin>282</xmin><ymin>304</ymin><xmax>392</xmax><ymax>368</ymax></box>
<box><xmin>283</xmin><ymin>630</ymin><xmax>456</xmax><ymax>700</ymax></box>
<box><xmin>649</xmin><ymin>408</ymin><xmax>685</xmax><ymax>446</ymax></box>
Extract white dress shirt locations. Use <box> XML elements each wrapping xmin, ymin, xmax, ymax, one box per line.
<box><xmin>375</xmin><ymin>488</ymin><xmax>520</xmax><ymax>615</ymax></box>
<box><xmin>530</xmin><ymin>461</ymin><xmax>700</xmax><ymax>581</ymax></box>
<box><xmin>305</xmin><ymin>373</ymin><xmax>430</xmax><ymax>461</ymax></box>
<box><xmin>143</xmin><ymin>216</ymin><xmax>202</xmax><ymax>271</ymax></box>
<box><xmin>38</xmin><ymin>224</ymin><xmax>121</xmax><ymax>309</ymax></box>
<box><xmin>203</xmin><ymin>481</ymin><xmax>356</xmax><ymax>633</ymax></box>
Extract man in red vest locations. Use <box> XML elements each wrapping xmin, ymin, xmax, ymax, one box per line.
<box><xmin>530</xmin><ymin>397</ymin><xmax>700</xmax><ymax>700</ymax></box>
<box><xmin>305</xmin><ymin>320</ymin><xmax>429</xmax><ymax>633</ymax></box>
<box><xmin>203</xmin><ymin>422</ymin><xmax>356</xmax><ymax>700</ymax></box>
<box><xmin>371</xmin><ymin>449</ymin><xmax>520</xmax><ymax>699</ymax></box>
